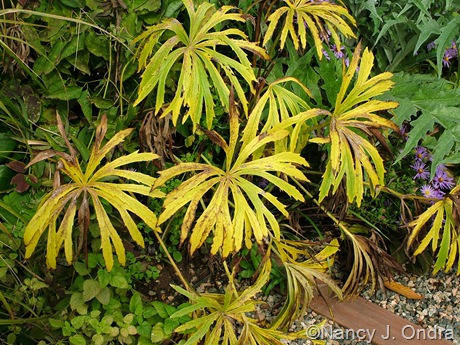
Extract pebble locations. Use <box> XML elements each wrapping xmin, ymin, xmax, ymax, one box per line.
<box><xmin>256</xmin><ymin>270</ymin><xmax>460</xmax><ymax>344</ymax></box>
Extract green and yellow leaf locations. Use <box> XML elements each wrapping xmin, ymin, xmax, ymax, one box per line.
<box><xmin>23</xmin><ymin>115</ymin><xmax>163</xmax><ymax>271</ymax></box>
<box><xmin>263</xmin><ymin>0</ymin><xmax>356</xmax><ymax>59</ymax></box>
<box><xmin>407</xmin><ymin>186</ymin><xmax>460</xmax><ymax>274</ymax></box>
<box><xmin>134</xmin><ymin>0</ymin><xmax>268</xmax><ymax>130</ymax></box>
<box><xmin>318</xmin><ymin>43</ymin><xmax>399</xmax><ymax>206</ymax></box>
<box><xmin>153</xmin><ymin>117</ymin><xmax>308</xmax><ymax>257</ymax></box>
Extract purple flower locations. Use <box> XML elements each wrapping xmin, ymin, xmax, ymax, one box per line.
<box><xmin>319</xmin><ymin>28</ymin><xmax>331</xmax><ymax>42</ymax></box>
<box><xmin>420</xmin><ymin>185</ymin><xmax>444</xmax><ymax>199</ymax></box>
<box><xmin>414</xmin><ymin>146</ymin><xmax>429</xmax><ymax>161</ymax></box>
<box><xmin>331</xmin><ymin>44</ymin><xmax>345</xmax><ymax>59</ymax></box>
<box><xmin>432</xmin><ymin>168</ymin><xmax>455</xmax><ymax>191</ymax></box>
<box><xmin>322</xmin><ymin>49</ymin><xmax>331</xmax><ymax>60</ymax></box>
<box><xmin>400</xmin><ymin>124</ymin><xmax>409</xmax><ymax>141</ymax></box>
<box><xmin>411</xmin><ymin>161</ymin><xmax>430</xmax><ymax>180</ymax></box>
<box><xmin>427</xmin><ymin>41</ymin><xmax>436</xmax><ymax>51</ymax></box>
<box><xmin>442</xmin><ymin>48</ymin><xmax>458</xmax><ymax>67</ymax></box>
<box><xmin>258</xmin><ymin>178</ymin><xmax>269</xmax><ymax>188</ymax></box>
<box><xmin>435</xmin><ymin>164</ymin><xmax>447</xmax><ymax>175</ymax></box>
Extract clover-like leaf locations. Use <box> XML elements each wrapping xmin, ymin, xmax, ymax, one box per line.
<box><xmin>23</xmin><ymin>115</ymin><xmax>164</xmax><ymax>271</ymax></box>
<box><xmin>263</xmin><ymin>0</ymin><xmax>356</xmax><ymax>59</ymax></box>
<box><xmin>134</xmin><ymin>0</ymin><xmax>268</xmax><ymax>130</ymax></box>
<box><xmin>318</xmin><ymin>43</ymin><xmax>399</xmax><ymax>206</ymax></box>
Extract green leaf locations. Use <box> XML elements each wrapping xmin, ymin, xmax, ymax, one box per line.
<box><xmin>90</xmin><ymin>98</ymin><xmax>114</xmax><ymax>110</ymax></box>
<box><xmin>239</xmin><ymin>270</ymin><xmax>255</xmax><ymax>278</ymax></box>
<box><xmin>70</xmin><ymin>292</ymin><xmax>85</xmax><ymax>311</ymax></box>
<box><xmin>172</xmin><ymin>251</ymin><xmax>182</xmax><ymax>262</ymax></box>
<box><xmin>130</xmin><ymin>292</ymin><xmax>143</xmax><ymax>315</ymax></box>
<box><xmin>98</xmin><ymin>269</ymin><xmax>111</xmax><ymax>288</ymax></box>
<box><xmin>49</xmin><ymin>318</ymin><xmax>64</xmax><ymax>328</ymax></box>
<box><xmin>0</xmin><ymin>165</ymin><xmax>15</xmax><ymax>191</ymax></box>
<box><xmin>74</xmin><ymin>262</ymin><xmax>92</xmax><ymax>276</ymax></box>
<box><xmin>87</xmin><ymin>253</ymin><xmax>100</xmax><ymax>268</ymax></box>
<box><xmin>85</xmin><ymin>31</ymin><xmax>111</xmax><ymax>60</ymax></box>
<box><xmin>152</xmin><ymin>301</ymin><xmax>170</xmax><ymax>319</ymax></box>
<box><xmin>137</xmin><ymin>321</ymin><xmax>152</xmax><ymax>338</ymax></box>
<box><xmin>434</xmin><ymin>16</ymin><xmax>460</xmax><ymax>76</ymax></box>
<box><xmin>163</xmin><ymin>318</ymin><xmax>179</xmax><ymax>335</ymax></box>
<box><xmin>70</xmin><ymin>315</ymin><xmax>86</xmax><ymax>329</ymax></box>
<box><xmin>96</xmin><ymin>287</ymin><xmax>111</xmax><ymax>305</ymax></box>
<box><xmin>77</xmin><ymin>91</ymin><xmax>93</xmax><ymax>123</ymax></box>
<box><xmin>138</xmin><ymin>335</ymin><xmax>153</xmax><ymax>345</ymax></box>
<box><xmin>61</xmin><ymin>0</ymin><xmax>85</xmax><ymax>8</ymax></box>
<box><xmin>0</xmin><ymin>133</ymin><xmax>17</xmax><ymax>163</ymax></box>
<box><xmin>69</xmin><ymin>334</ymin><xmax>86</xmax><ymax>345</ymax></box>
<box><xmin>150</xmin><ymin>323</ymin><xmax>167</xmax><ymax>343</ymax></box>
<box><xmin>46</xmin><ymin>84</ymin><xmax>82</xmax><ymax>101</ymax></box>
<box><xmin>68</xmin><ymin>49</ymin><xmax>90</xmax><ymax>75</ymax></box>
<box><xmin>92</xmin><ymin>334</ymin><xmax>105</xmax><ymax>345</ymax></box>
<box><xmin>83</xmin><ymin>279</ymin><xmax>102</xmax><ymax>302</ymax></box>
<box><xmin>414</xmin><ymin>18</ymin><xmax>440</xmax><ymax>53</ymax></box>
<box><xmin>61</xmin><ymin>34</ymin><xmax>86</xmax><ymax>61</ymax></box>
<box><xmin>110</xmin><ymin>271</ymin><xmax>129</xmax><ymax>289</ymax></box>
<box><xmin>33</xmin><ymin>40</ymin><xmax>66</xmax><ymax>75</ymax></box>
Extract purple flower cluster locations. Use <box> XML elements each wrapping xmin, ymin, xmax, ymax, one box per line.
<box><xmin>322</xmin><ymin>43</ymin><xmax>350</xmax><ymax>66</ymax></box>
<box><xmin>426</xmin><ymin>40</ymin><xmax>458</xmax><ymax>67</ymax></box>
<box><xmin>410</xmin><ymin>145</ymin><xmax>455</xmax><ymax>200</ymax></box>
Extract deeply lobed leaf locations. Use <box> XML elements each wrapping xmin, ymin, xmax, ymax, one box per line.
<box><xmin>318</xmin><ymin>43</ymin><xmax>399</xmax><ymax>206</ymax></box>
<box><xmin>134</xmin><ymin>0</ymin><xmax>268</xmax><ymax>130</ymax></box>
<box><xmin>24</xmin><ymin>116</ymin><xmax>162</xmax><ymax>271</ymax></box>
<box><xmin>263</xmin><ymin>0</ymin><xmax>356</xmax><ymax>59</ymax></box>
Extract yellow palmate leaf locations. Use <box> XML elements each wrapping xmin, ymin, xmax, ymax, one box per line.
<box><xmin>271</xmin><ymin>238</ymin><xmax>342</xmax><ymax>329</ymax></box>
<box><xmin>263</xmin><ymin>0</ymin><xmax>355</xmax><ymax>59</ymax></box>
<box><xmin>91</xmin><ymin>191</ymin><xmax>125</xmax><ymax>271</ymax></box>
<box><xmin>90</xmin><ymin>151</ymin><xmax>158</xmax><ymax>183</ymax></box>
<box><xmin>237</xmin><ymin>130</ymin><xmax>289</xmax><ymax>166</ymax></box>
<box><xmin>158</xmin><ymin>176</ymin><xmax>221</xmax><ymax>226</ymax></box>
<box><xmin>313</xmin><ymin>238</ymin><xmax>340</xmax><ymax>262</ymax></box>
<box><xmin>55</xmin><ymin>197</ymin><xmax>78</xmax><ymax>266</ymax></box>
<box><xmin>407</xmin><ymin>196</ymin><xmax>460</xmax><ymax>275</ymax></box>
<box><xmin>407</xmin><ymin>200</ymin><xmax>444</xmax><ymax>248</ymax></box>
<box><xmin>85</xmin><ymin>126</ymin><xmax>134</xmax><ymax>180</ymax></box>
<box><xmin>24</xmin><ymin>114</ymin><xmax>162</xmax><ymax>271</ymax></box>
<box><xmin>134</xmin><ymin>0</ymin><xmax>267</xmax><ymax>130</ymax></box>
<box><xmin>318</xmin><ymin>43</ymin><xmax>398</xmax><ymax>204</ymax></box>
<box><xmin>45</xmin><ymin>217</ymin><xmax>58</xmax><ymax>269</ymax></box>
<box><xmin>154</xmin><ymin>107</ymin><xmax>308</xmax><ymax>257</ymax></box>
<box><xmin>24</xmin><ymin>184</ymin><xmax>79</xmax><ymax>254</ymax></box>
<box><xmin>190</xmin><ymin>181</ymin><xmax>227</xmax><ymax>255</ymax></box>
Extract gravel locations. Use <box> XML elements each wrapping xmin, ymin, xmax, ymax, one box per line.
<box><xmin>255</xmin><ymin>270</ymin><xmax>460</xmax><ymax>344</ymax></box>
<box><xmin>192</xmin><ymin>258</ymin><xmax>460</xmax><ymax>344</ymax></box>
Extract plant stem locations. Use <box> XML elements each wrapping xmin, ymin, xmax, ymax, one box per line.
<box><xmin>152</xmin><ymin>229</ymin><xmax>199</xmax><ymax>296</ymax></box>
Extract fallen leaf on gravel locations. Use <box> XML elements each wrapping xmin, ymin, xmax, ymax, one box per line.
<box><xmin>383</xmin><ymin>279</ymin><xmax>423</xmax><ymax>299</ymax></box>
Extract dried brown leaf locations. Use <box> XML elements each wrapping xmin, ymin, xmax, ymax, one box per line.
<box><xmin>383</xmin><ymin>279</ymin><xmax>423</xmax><ymax>300</ymax></box>
<box><xmin>94</xmin><ymin>114</ymin><xmax>108</xmax><ymax>151</ymax></box>
<box><xmin>24</xmin><ymin>150</ymin><xmax>70</xmax><ymax>169</ymax></box>
<box><xmin>6</xmin><ymin>161</ymin><xmax>26</xmax><ymax>173</ymax></box>
<box><xmin>197</xmin><ymin>125</ymin><xmax>229</xmax><ymax>152</ymax></box>
<box><xmin>11</xmin><ymin>174</ymin><xmax>29</xmax><ymax>193</ymax></box>
<box><xmin>56</xmin><ymin>111</ymin><xmax>76</xmax><ymax>158</ymax></box>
